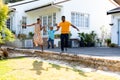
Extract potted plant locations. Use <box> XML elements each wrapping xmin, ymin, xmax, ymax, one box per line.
<box><xmin>78</xmin><ymin>32</ymin><xmax>85</xmax><ymax>47</ymax></box>
<box><xmin>17</xmin><ymin>33</ymin><xmax>27</xmax><ymax>40</ymax></box>
<box><xmin>78</xmin><ymin>31</ymin><xmax>97</xmax><ymax>47</ymax></box>
<box><xmin>105</xmin><ymin>38</ymin><xmax>111</xmax><ymax>47</ymax></box>
<box><xmin>28</xmin><ymin>32</ymin><xmax>34</xmax><ymax>39</ymax></box>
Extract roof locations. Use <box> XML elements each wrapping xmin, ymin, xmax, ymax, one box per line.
<box><xmin>107</xmin><ymin>7</ymin><xmax>120</xmax><ymax>15</ymax></box>
<box><xmin>25</xmin><ymin>3</ymin><xmax>53</xmax><ymax>12</ymax></box>
<box><xmin>8</xmin><ymin>0</ymin><xmax>39</xmax><ymax>7</ymax></box>
<box><xmin>114</xmin><ymin>0</ymin><xmax>120</xmax><ymax>6</ymax></box>
<box><xmin>25</xmin><ymin>0</ymin><xmax>70</xmax><ymax>13</ymax></box>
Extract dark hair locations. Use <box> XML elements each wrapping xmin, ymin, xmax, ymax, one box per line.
<box><xmin>62</xmin><ymin>16</ymin><xmax>65</xmax><ymax>18</ymax></box>
<box><xmin>37</xmin><ymin>18</ymin><xmax>40</xmax><ymax>21</ymax></box>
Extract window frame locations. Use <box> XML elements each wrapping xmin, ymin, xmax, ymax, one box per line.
<box><xmin>71</xmin><ymin>12</ymin><xmax>89</xmax><ymax>28</ymax></box>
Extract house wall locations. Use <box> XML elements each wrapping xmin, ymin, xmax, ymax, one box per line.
<box><xmin>53</xmin><ymin>0</ymin><xmax>116</xmax><ymax>38</ymax></box>
<box><xmin>56</xmin><ymin>0</ymin><xmax>91</xmax><ymax>38</ymax></box>
<box><xmin>9</xmin><ymin>0</ymin><xmax>55</xmax><ymax>35</ymax></box>
<box><xmin>24</xmin><ymin>6</ymin><xmax>61</xmax><ymax>36</ymax></box>
<box><xmin>9</xmin><ymin>0</ymin><xmax>116</xmax><ymax>41</ymax></box>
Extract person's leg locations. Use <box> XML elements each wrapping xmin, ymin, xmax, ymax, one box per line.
<box><xmin>51</xmin><ymin>39</ymin><xmax>54</xmax><ymax>48</ymax></box>
<box><xmin>64</xmin><ymin>34</ymin><xmax>69</xmax><ymax>51</ymax></box>
<box><xmin>60</xmin><ymin>34</ymin><xmax>64</xmax><ymax>52</ymax></box>
<box><xmin>47</xmin><ymin>38</ymin><xmax>50</xmax><ymax>49</ymax></box>
<box><xmin>40</xmin><ymin>45</ymin><xmax>43</xmax><ymax>52</ymax></box>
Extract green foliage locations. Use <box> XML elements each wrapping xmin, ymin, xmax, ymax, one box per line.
<box><xmin>28</xmin><ymin>32</ymin><xmax>34</xmax><ymax>38</ymax></box>
<box><xmin>105</xmin><ymin>38</ymin><xmax>111</xmax><ymax>46</ymax></box>
<box><xmin>78</xmin><ymin>31</ymin><xmax>97</xmax><ymax>47</ymax></box>
<box><xmin>109</xmin><ymin>43</ymin><xmax>118</xmax><ymax>48</ymax></box>
<box><xmin>0</xmin><ymin>0</ymin><xmax>14</xmax><ymax>44</ymax></box>
<box><xmin>55</xmin><ymin>34</ymin><xmax>60</xmax><ymax>39</ymax></box>
<box><xmin>17</xmin><ymin>33</ymin><xmax>27</xmax><ymax>40</ymax></box>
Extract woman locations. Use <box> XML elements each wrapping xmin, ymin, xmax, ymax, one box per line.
<box><xmin>23</xmin><ymin>18</ymin><xmax>44</xmax><ymax>52</ymax></box>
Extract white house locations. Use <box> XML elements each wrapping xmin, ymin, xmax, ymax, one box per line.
<box><xmin>107</xmin><ymin>0</ymin><xmax>120</xmax><ymax>46</ymax></box>
<box><xmin>107</xmin><ymin>7</ymin><xmax>120</xmax><ymax>46</ymax></box>
<box><xmin>8</xmin><ymin>0</ymin><xmax>115</xmax><ymax>47</ymax></box>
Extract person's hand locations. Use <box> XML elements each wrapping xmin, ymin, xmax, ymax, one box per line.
<box><xmin>42</xmin><ymin>26</ymin><xmax>46</xmax><ymax>28</ymax></box>
<box><xmin>55</xmin><ymin>23</ymin><xmax>58</xmax><ymax>26</ymax></box>
<box><xmin>22</xmin><ymin>24</ymin><xmax>26</xmax><ymax>26</ymax></box>
<box><xmin>77</xmin><ymin>28</ymin><xmax>79</xmax><ymax>31</ymax></box>
<box><xmin>43</xmin><ymin>26</ymin><xmax>46</xmax><ymax>32</ymax></box>
<box><xmin>22</xmin><ymin>24</ymin><xmax>26</xmax><ymax>28</ymax></box>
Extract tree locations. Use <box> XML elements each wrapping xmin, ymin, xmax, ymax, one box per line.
<box><xmin>0</xmin><ymin>0</ymin><xmax>14</xmax><ymax>44</ymax></box>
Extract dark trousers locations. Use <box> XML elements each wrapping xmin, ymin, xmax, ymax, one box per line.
<box><xmin>48</xmin><ymin>38</ymin><xmax>54</xmax><ymax>48</ymax></box>
<box><xmin>60</xmin><ymin>34</ymin><xmax>69</xmax><ymax>51</ymax></box>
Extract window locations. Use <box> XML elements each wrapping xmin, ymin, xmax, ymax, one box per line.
<box><xmin>6</xmin><ymin>18</ymin><xmax>10</xmax><ymax>29</ymax></box>
<box><xmin>43</xmin><ymin>16</ymin><xmax>47</xmax><ymax>35</ymax></box>
<box><xmin>6</xmin><ymin>17</ymin><xmax>13</xmax><ymax>30</ymax></box>
<box><xmin>40</xmin><ymin>13</ymin><xmax>56</xmax><ymax>36</ymax></box>
<box><xmin>22</xmin><ymin>16</ymin><xmax>27</xmax><ymax>28</ymax></box>
<box><xmin>48</xmin><ymin>15</ymin><xmax>52</xmax><ymax>28</ymax></box>
<box><xmin>71</xmin><ymin>12</ymin><xmax>89</xmax><ymax>28</ymax></box>
<box><xmin>53</xmin><ymin>13</ymin><xmax>56</xmax><ymax>26</ymax></box>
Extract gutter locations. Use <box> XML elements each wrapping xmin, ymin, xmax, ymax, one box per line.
<box><xmin>9</xmin><ymin>0</ymin><xmax>39</xmax><ymax>7</ymax></box>
<box><xmin>25</xmin><ymin>0</ymin><xmax>70</xmax><ymax>12</ymax></box>
<box><xmin>25</xmin><ymin>3</ymin><xmax>52</xmax><ymax>12</ymax></box>
<box><xmin>107</xmin><ymin>11</ymin><xmax>120</xmax><ymax>15</ymax></box>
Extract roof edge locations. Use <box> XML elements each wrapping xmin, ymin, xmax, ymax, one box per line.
<box><xmin>25</xmin><ymin>3</ymin><xmax>52</xmax><ymax>12</ymax></box>
<box><xmin>9</xmin><ymin>0</ymin><xmax>39</xmax><ymax>7</ymax></box>
<box><xmin>107</xmin><ymin>11</ymin><xmax>120</xmax><ymax>15</ymax></box>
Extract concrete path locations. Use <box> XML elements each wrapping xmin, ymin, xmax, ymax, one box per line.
<box><xmin>32</xmin><ymin>47</ymin><xmax>120</xmax><ymax>60</ymax></box>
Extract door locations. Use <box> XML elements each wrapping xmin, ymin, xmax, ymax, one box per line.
<box><xmin>118</xmin><ymin>19</ymin><xmax>120</xmax><ymax>46</ymax></box>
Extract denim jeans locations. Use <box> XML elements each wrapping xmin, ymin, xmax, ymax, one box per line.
<box><xmin>48</xmin><ymin>38</ymin><xmax>54</xmax><ymax>48</ymax></box>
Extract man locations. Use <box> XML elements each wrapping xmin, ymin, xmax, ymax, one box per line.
<box><xmin>56</xmin><ymin>16</ymin><xmax>79</xmax><ymax>53</ymax></box>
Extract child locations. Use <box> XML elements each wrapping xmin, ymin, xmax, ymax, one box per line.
<box><xmin>47</xmin><ymin>27</ymin><xmax>56</xmax><ymax>49</ymax></box>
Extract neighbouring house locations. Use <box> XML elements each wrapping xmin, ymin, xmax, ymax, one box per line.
<box><xmin>107</xmin><ymin>0</ymin><xmax>120</xmax><ymax>46</ymax></box>
<box><xmin>7</xmin><ymin>0</ymin><xmax>115</xmax><ymax>47</ymax></box>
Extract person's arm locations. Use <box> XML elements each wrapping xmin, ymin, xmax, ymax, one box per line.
<box><xmin>55</xmin><ymin>23</ymin><xmax>60</xmax><ymax>31</ymax></box>
<box><xmin>26</xmin><ymin>23</ymin><xmax>35</xmax><ymax>27</ymax></box>
<box><xmin>22</xmin><ymin>23</ymin><xmax>35</xmax><ymax>28</ymax></box>
<box><xmin>41</xmin><ymin>26</ymin><xmax>46</xmax><ymax>31</ymax></box>
<box><xmin>71</xmin><ymin>24</ymin><xmax>79</xmax><ymax>31</ymax></box>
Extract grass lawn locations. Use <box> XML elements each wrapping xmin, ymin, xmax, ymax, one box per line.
<box><xmin>0</xmin><ymin>57</ymin><xmax>119</xmax><ymax>80</ymax></box>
